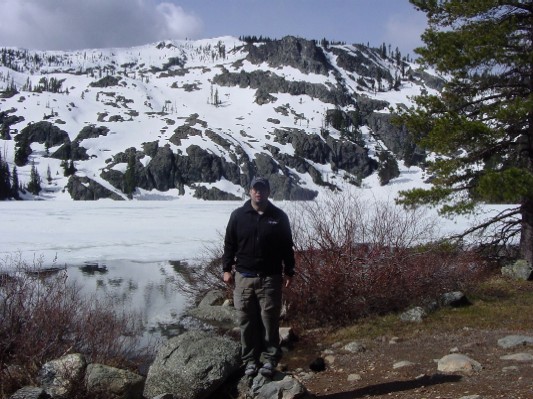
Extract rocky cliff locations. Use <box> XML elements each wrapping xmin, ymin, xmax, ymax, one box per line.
<box><xmin>0</xmin><ymin>36</ymin><xmax>441</xmax><ymax>200</ymax></box>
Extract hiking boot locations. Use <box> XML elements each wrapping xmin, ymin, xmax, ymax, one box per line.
<box><xmin>259</xmin><ymin>362</ymin><xmax>275</xmax><ymax>377</ymax></box>
<box><xmin>244</xmin><ymin>362</ymin><xmax>258</xmax><ymax>376</ymax></box>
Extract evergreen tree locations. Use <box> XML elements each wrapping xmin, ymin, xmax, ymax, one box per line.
<box><xmin>213</xmin><ymin>88</ymin><xmax>220</xmax><ymax>107</ymax></box>
<box><xmin>27</xmin><ymin>162</ymin><xmax>41</xmax><ymax>196</ymax></box>
<box><xmin>395</xmin><ymin>1</ymin><xmax>533</xmax><ymax>263</ymax></box>
<box><xmin>0</xmin><ymin>152</ymin><xmax>10</xmax><ymax>200</ymax></box>
<box><xmin>14</xmin><ymin>135</ymin><xmax>31</xmax><ymax>166</ymax></box>
<box><xmin>377</xmin><ymin>151</ymin><xmax>400</xmax><ymax>186</ymax></box>
<box><xmin>11</xmin><ymin>166</ymin><xmax>20</xmax><ymax>199</ymax></box>
<box><xmin>64</xmin><ymin>160</ymin><xmax>76</xmax><ymax>177</ymax></box>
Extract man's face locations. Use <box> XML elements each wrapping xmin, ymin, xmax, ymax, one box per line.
<box><xmin>249</xmin><ymin>184</ymin><xmax>270</xmax><ymax>206</ymax></box>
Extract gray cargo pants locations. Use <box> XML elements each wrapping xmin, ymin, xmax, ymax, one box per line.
<box><xmin>233</xmin><ymin>273</ymin><xmax>283</xmax><ymax>365</ymax></box>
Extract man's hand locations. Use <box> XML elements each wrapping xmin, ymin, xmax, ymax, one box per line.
<box><xmin>284</xmin><ymin>276</ymin><xmax>292</xmax><ymax>288</ymax></box>
<box><xmin>223</xmin><ymin>271</ymin><xmax>234</xmax><ymax>285</ymax></box>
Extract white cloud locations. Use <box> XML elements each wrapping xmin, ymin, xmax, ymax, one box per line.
<box><xmin>0</xmin><ymin>0</ymin><xmax>203</xmax><ymax>50</ymax></box>
<box><xmin>156</xmin><ymin>2</ymin><xmax>202</xmax><ymax>39</ymax></box>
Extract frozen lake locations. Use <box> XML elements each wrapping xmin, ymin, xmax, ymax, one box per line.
<box><xmin>0</xmin><ymin>199</ymin><xmax>240</xmax><ymax>265</ymax></box>
<box><xmin>0</xmin><ymin>199</ymin><xmax>244</xmax><ymax>338</ymax></box>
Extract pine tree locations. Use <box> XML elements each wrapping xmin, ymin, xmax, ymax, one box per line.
<box><xmin>11</xmin><ymin>166</ymin><xmax>20</xmax><ymax>199</ymax></box>
<box><xmin>0</xmin><ymin>152</ymin><xmax>10</xmax><ymax>200</ymax></box>
<box><xmin>378</xmin><ymin>151</ymin><xmax>400</xmax><ymax>186</ymax></box>
<box><xmin>14</xmin><ymin>135</ymin><xmax>31</xmax><ymax>166</ymax></box>
<box><xmin>214</xmin><ymin>88</ymin><xmax>220</xmax><ymax>107</ymax></box>
<box><xmin>27</xmin><ymin>162</ymin><xmax>41</xmax><ymax>196</ymax></box>
<box><xmin>395</xmin><ymin>1</ymin><xmax>533</xmax><ymax>263</ymax></box>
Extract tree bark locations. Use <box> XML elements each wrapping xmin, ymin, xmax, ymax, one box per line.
<box><xmin>521</xmin><ymin>198</ymin><xmax>533</xmax><ymax>265</ymax></box>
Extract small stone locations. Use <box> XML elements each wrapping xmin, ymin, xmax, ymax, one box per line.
<box><xmin>393</xmin><ymin>360</ymin><xmax>416</xmax><ymax>369</ymax></box>
<box><xmin>500</xmin><ymin>353</ymin><xmax>533</xmax><ymax>362</ymax></box>
<box><xmin>399</xmin><ymin>306</ymin><xmax>427</xmax><ymax>323</ymax></box>
<box><xmin>437</xmin><ymin>354</ymin><xmax>482</xmax><ymax>374</ymax></box>
<box><xmin>324</xmin><ymin>355</ymin><xmax>335</xmax><ymax>364</ymax></box>
<box><xmin>343</xmin><ymin>341</ymin><xmax>366</xmax><ymax>353</ymax></box>
<box><xmin>347</xmin><ymin>373</ymin><xmax>362</xmax><ymax>382</ymax></box>
<box><xmin>497</xmin><ymin>335</ymin><xmax>533</xmax><ymax>349</ymax></box>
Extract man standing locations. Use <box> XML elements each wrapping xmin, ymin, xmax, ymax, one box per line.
<box><xmin>222</xmin><ymin>176</ymin><xmax>295</xmax><ymax>378</ymax></box>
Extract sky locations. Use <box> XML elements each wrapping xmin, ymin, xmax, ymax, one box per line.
<box><xmin>0</xmin><ymin>0</ymin><xmax>427</xmax><ymax>57</ymax></box>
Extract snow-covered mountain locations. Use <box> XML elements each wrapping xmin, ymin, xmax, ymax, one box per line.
<box><xmin>0</xmin><ymin>36</ymin><xmax>441</xmax><ymax>201</ymax></box>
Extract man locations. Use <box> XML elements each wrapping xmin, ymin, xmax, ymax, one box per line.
<box><xmin>222</xmin><ymin>176</ymin><xmax>295</xmax><ymax>378</ymax></box>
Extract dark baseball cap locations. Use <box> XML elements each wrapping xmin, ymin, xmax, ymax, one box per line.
<box><xmin>250</xmin><ymin>176</ymin><xmax>270</xmax><ymax>189</ymax></box>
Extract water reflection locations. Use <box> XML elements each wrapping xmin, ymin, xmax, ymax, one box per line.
<box><xmin>68</xmin><ymin>260</ymin><xmax>190</xmax><ymax>343</ymax></box>
<box><xmin>79</xmin><ymin>262</ymin><xmax>108</xmax><ymax>275</ymax></box>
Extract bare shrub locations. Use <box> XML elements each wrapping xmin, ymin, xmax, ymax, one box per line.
<box><xmin>171</xmin><ymin>231</ymin><xmax>233</xmax><ymax>305</ymax></box>
<box><xmin>283</xmin><ymin>192</ymin><xmax>491</xmax><ymax>328</ymax></box>
<box><xmin>0</xmin><ymin>254</ymin><xmax>152</xmax><ymax>397</ymax></box>
<box><xmin>173</xmin><ymin>192</ymin><xmax>491</xmax><ymax>329</ymax></box>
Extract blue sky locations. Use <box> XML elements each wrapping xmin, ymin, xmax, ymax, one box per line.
<box><xmin>0</xmin><ymin>0</ymin><xmax>426</xmax><ymax>56</ymax></box>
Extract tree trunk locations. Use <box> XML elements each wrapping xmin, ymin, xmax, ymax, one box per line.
<box><xmin>520</xmin><ymin>198</ymin><xmax>533</xmax><ymax>266</ymax></box>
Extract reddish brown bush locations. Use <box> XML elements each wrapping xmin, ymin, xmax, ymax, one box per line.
<box><xmin>0</xmin><ymin>255</ymin><xmax>151</xmax><ymax>398</ymax></box>
<box><xmin>177</xmin><ymin>193</ymin><xmax>492</xmax><ymax>329</ymax></box>
<box><xmin>283</xmin><ymin>193</ymin><xmax>491</xmax><ymax>327</ymax></box>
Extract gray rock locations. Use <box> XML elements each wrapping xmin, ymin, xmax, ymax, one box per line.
<box><xmin>343</xmin><ymin>341</ymin><xmax>366</xmax><ymax>353</ymax></box>
<box><xmin>197</xmin><ymin>290</ymin><xmax>227</xmax><ymax>307</ymax></box>
<box><xmin>393</xmin><ymin>360</ymin><xmax>416</xmax><ymax>369</ymax></box>
<box><xmin>497</xmin><ymin>335</ymin><xmax>533</xmax><ymax>349</ymax></box>
<box><xmin>9</xmin><ymin>387</ymin><xmax>50</xmax><ymax>399</ymax></box>
<box><xmin>439</xmin><ymin>291</ymin><xmax>470</xmax><ymax>307</ymax></box>
<box><xmin>186</xmin><ymin>304</ymin><xmax>240</xmax><ymax>329</ymax></box>
<box><xmin>437</xmin><ymin>354</ymin><xmax>482</xmax><ymax>374</ymax></box>
<box><xmin>399</xmin><ymin>306</ymin><xmax>427</xmax><ymax>323</ymax></box>
<box><xmin>500</xmin><ymin>353</ymin><xmax>533</xmax><ymax>362</ymax></box>
<box><xmin>255</xmin><ymin>373</ymin><xmax>309</xmax><ymax>399</ymax></box>
<box><xmin>38</xmin><ymin>353</ymin><xmax>87</xmax><ymax>398</ymax></box>
<box><xmin>143</xmin><ymin>330</ymin><xmax>241</xmax><ymax>399</ymax></box>
<box><xmin>501</xmin><ymin>259</ymin><xmax>533</xmax><ymax>280</ymax></box>
<box><xmin>85</xmin><ymin>363</ymin><xmax>144</xmax><ymax>399</ymax></box>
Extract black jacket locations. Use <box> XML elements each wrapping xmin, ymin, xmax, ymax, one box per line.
<box><xmin>222</xmin><ymin>200</ymin><xmax>295</xmax><ymax>277</ymax></box>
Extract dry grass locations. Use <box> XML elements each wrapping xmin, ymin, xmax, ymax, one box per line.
<box><xmin>323</xmin><ymin>274</ymin><xmax>533</xmax><ymax>345</ymax></box>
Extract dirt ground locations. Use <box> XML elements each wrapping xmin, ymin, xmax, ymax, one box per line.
<box><xmin>282</xmin><ymin>327</ymin><xmax>533</xmax><ymax>399</ymax></box>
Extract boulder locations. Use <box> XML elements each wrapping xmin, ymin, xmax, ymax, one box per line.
<box><xmin>143</xmin><ymin>330</ymin><xmax>241</xmax><ymax>399</ymax></box>
<box><xmin>198</xmin><ymin>290</ymin><xmax>227</xmax><ymax>307</ymax></box>
<box><xmin>399</xmin><ymin>306</ymin><xmax>427</xmax><ymax>323</ymax></box>
<box><xmin>85</xmin><ymin>363</ymin><xmax>144</xmax><ymax>399</ymax></box>
<box><xmin>497</xmin><ymin>335</ymin><xmax>533</xmax><ymax>349</ymax></box>
<box><xmin>255</xmin><ymin>374</ymin><xmax>310</xmax><ymax>399</ymax></box>
<box><xmin>343</xmin><ymin>341</ymin><xmax>366</xmax><ymax>353</ymax></box>
<box><xmin>501</xmin><ymin>259</ymin><xmax>532</xmax><ymax>280</ymax></box>
<box><xmin>437</xmin><ymin>354</ymin><xmax>482</xmax><ymax>374</ymax></box>
<box><xmin>185</xmin><ymin>304</ymin><xmax>240</xmax><ymax>329</ymax></box>
<box><xmin>439</xmin><ymin>291</ymin><xmax>471</xmax><ymax>308</ymax></box>
<box><xmin>38</xmin><ymin>353</ymin><xmax>86</xmax><ymax>398</ymax></box>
